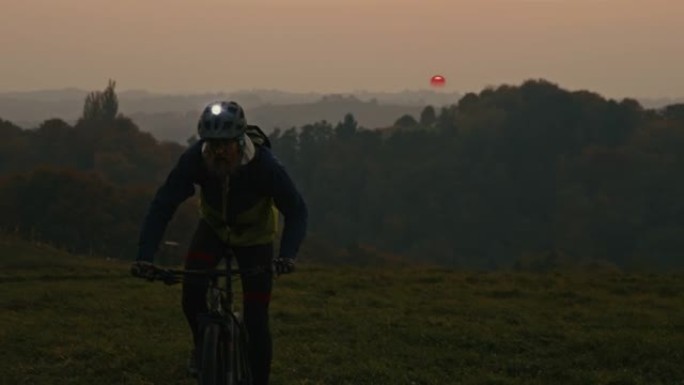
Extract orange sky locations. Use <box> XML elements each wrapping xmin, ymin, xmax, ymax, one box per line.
<box><xmin>1</xmin><ymin>0</ymin><xmax>682</xmax><ymax>98</ymax></box>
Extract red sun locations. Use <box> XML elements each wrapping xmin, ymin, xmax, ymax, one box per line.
<box><xmin>430</xmin><ymin>75</ymin><xmax>446</xmax><ymax>87</ymax></box>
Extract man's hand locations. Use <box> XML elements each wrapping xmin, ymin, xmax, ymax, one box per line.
<box><xmin>130</xmin><ymin>261</ymin><xmax>156</xmax><ymax>280</ymax></box>
<box><xmin>273</xmin><ymin>257</ymin><xmax>295</xmax><ymax>276</ymax></box>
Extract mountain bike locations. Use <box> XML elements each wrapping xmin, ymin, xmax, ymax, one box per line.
<box><xmin>132</xmin><ymin>259</ymin><xmax>266</xmax><ymax>385</ymax></box>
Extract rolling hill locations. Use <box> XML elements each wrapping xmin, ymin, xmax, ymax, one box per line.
<box><xmin>1</xmin><ymin>236</ymin><xmax>682</xmax><ymax>384</ymax></box>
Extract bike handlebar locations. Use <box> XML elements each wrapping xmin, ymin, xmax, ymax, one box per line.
<box><xmin>131</xmin><ymin>263</ymin><xmax>270</xmax><ymax>285</ymax></box>
<box><xmin>165</xmin><ymin>267</ymin><xmax>268</xmax><ymax>277</ymax></box>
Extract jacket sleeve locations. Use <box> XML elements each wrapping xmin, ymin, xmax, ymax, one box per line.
<box><xmin>136</xmin><ymin>146</ymin><xmax>199</xmax><ymax>262</ymax></box>
<box><xmin>267</xmin><ymin>151</ymin><xmax>308</xmax><ymax>260</ymax></box>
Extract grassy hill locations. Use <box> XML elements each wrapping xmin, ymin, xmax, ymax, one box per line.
<box><xmin>1</xmin><ymin>236</ymin><xmax>683</xmax><ymax>384</ymax></box>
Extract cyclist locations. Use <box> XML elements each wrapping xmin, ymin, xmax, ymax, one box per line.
<box><xmin>132</xmin><ymin>101</ymin><xmax>308</xmax><ymax>385</ymax></box>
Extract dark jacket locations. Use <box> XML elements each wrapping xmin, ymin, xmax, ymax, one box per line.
<box><xmin>136</xmin><ymin>140</ymin><xmax>307</xmax><ymax>262</ymax></box>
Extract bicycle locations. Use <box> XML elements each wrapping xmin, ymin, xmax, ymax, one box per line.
<box><xmin>131</xmin><ymin>259</ymin><xmax>267</xmax><ymax>385</ymax></box>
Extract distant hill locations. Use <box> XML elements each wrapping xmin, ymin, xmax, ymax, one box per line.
<box><xmin>1</xmin><ymin>89</ymin><xmax>460</xmax><ymax>143</ymax></box>
<box><xmin>130</xmin><ymin>95</ymin><xmax>435</xmax><ymax>143</ymax></box>
<box><xmin>5</xmin><ymin>87</ymin><xmax>683</xmax><ymax>144</ymax></box>
<box><xmin>0</xmin><ymin>88</ymin><xmax>460</xmax><ymax>122</ymax></box>
<box><xmin>638</xmin><ymin>97</ymin><xmax>684</xmax><ymax>109</ymax></box>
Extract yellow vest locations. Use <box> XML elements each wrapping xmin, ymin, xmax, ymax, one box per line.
<box><xmin>199</xmin><ymin>191</ymin><xmax>279</xmax><ymax>245</ymax></box>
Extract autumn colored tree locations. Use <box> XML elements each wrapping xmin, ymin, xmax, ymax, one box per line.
<box><xmin>2</xmin><ymin>78</ymin><xmax>683</xmax><ymax>269</ymax></box>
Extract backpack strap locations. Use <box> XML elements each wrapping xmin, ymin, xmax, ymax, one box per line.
<box><xmin>246</xmin><ymin>125</ymin><xmax>271</xmax><ymax>149</ymax></box>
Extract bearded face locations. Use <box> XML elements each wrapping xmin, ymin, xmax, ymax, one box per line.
<box><xmin>203</xmin><ymin>139</ymin><xmax>242</xmax><ymax>178</ymax></box>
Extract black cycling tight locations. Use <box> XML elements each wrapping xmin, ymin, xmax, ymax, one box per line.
<box><xmin>182</xmin><ymin>220</ymin><xmax>273</xmax><ymax>385</ymax></box>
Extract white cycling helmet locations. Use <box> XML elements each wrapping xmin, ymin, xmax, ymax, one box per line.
<box><xmin>197</xmin><ymin>101</ymin><xmax>247</xmax><ymax>140</ymax></box>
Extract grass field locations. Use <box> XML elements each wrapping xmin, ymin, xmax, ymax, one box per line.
<box><xmin>1</xmin><ymin>236</ymin><xmax>683</xmax><ymax>385</ymax></box>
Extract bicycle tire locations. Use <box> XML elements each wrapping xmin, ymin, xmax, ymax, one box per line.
<box><xmin>199</xmin><ymin>323</ymin><xmax>228</xmax><ymax>385</ymax></box>
<box><xmin>232</xmin><ymin>313</ymin><xmax>253</xmax><ymax>385</ymax></box>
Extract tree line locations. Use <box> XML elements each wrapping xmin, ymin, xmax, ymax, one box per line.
<box><xmin>1</xmin><ymin>79</ymin><xmax>683</xmax><ymax>269</ymax></box>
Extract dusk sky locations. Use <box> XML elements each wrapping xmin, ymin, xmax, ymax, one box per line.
<box><xmin>1</xmin><ymin>0</ymin><xmax>682</xmax><ymax>98</ymax></box>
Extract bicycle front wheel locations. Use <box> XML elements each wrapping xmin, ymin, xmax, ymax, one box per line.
<box><xmin>199</xmin><ymin>323</ymin><xmax>227</xmax><ymax>385</ymax></box>
<box><xmin>232</xmin><ymin>312</ymin><xmax>252</xmax><ymax>385</ymax></box>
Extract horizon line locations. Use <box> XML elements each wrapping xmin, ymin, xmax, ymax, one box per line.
<box><xmin>1</xmin><ymin>85</ymin><xmax>683</xmax><ymax>101</ymax></box>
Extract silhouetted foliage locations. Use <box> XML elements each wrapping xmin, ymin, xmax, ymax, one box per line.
<box><xmin>0</xmin><ymin>167</ymin><xmax>196</xmax><ymax>259</ymax></box>
<box><xmin>0</xmin><ymin>81</ymin><xmax>191</xmax><ymax>260</ymax></box>
<box><xmin>269</xmin><ymin>79</ymin><xmax>684</xmax><ymax>269</ymax></box>
<box><xmin>419</xmin><ymin>105</ymin><xmax>437</xmax><ymax>127</ymax></box>
<box><xmin>664</xmin><ymin>103</ymin><xmax>684</xmax><ymax>121</ymax></box>
<box><xmin>335</xmin><ymin>113</ymin><xmax>359</xmax><ymax>139</ymax></box>
<box><xmin>394</xmin><ymin>114</ymin><xmax>418</xmax><ymax>128</ymax></box>
<box><xmin>1</xmin><ymin>78</ymin><xmax>683</xmax><ymax>269</ymax></box>
<box><xmin>81</xmin><ymin>79</ymin><xmax>119</xmax><ymax>122</ymax></box>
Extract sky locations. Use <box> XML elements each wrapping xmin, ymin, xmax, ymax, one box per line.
<box><xmin>1</xmin><ymin>0</ymin><xmax>683</xmax><ymax>98</ymax></box>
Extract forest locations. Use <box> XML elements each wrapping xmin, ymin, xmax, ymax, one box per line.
<box><xmin>1</xmin><ymin>79</ymin><xmax>683</xmax><ymax>270</ymax></box>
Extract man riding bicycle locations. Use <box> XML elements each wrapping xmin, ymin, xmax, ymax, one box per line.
<box><xmin>132</xmin><ymin>101</ymin><xmax>308</xmax><ymax>385</ymax></box>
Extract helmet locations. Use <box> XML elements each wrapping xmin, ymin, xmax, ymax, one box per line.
<box><xmin>197</xmin><ymin>101</ymin><xmax>247</xmax><ymax>140</ymax></box>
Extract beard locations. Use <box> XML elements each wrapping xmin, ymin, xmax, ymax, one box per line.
<box><xmin>207</xmin><ymin>157</ymin><xmax>233</xmax><ymax>179</ymax></box>
<box><xmin>202</xmin><ymin>140</ymin><xmax>244</xmax><ymax>179</ymax></box>
<box><xmin>203</xmin><ymin>151</ymin><xmax>239</xmax><ymax>179</ymax></box>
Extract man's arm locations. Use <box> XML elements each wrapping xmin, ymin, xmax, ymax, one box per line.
<box><xmin>136</xmin><ymin>146</ymin><xmax>199</xmax><ymax>262</ymax></box>
<box><xmin>267</xmin><ymin>152</ymin><xmax>308</xmax><ymax>261</ymax></box>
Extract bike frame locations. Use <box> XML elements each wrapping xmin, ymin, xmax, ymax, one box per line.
<box><xmin>138</xmin><ymin>258</ymin><xmax>260</xmax><ymax>385</ymax></box>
